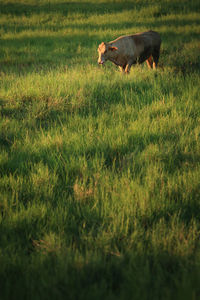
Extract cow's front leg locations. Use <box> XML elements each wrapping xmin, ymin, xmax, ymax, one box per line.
<box><xmin>119</xmin><ymin>65</ymin><xmax>126</xmax><ymax>73</ymax></box>
<box><xmin>125</xmin><ymin>64</ymin><xmax>131</xmax><ymax>74</ymax></box>
<box><xmin>125</xmin><ymin>61</ymin><xmax>133</xmax><ymax>74</ymax></box>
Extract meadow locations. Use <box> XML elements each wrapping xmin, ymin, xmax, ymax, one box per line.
<box><xmin>0</xmin><ymin>0</ymin><xmax>200</xmax><ymax>299</ymax></box>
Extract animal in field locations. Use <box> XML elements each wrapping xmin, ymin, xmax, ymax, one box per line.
<box><xmin>98</xmin><ymin>30</ymin><xmax>161</xmax><ymax>73</ymax></box>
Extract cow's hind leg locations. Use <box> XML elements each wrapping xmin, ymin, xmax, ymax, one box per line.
<box><xmin>152</xmin><ymin>47</ymin><xmax>160</xmax><ymax>69</ymax></box>
<box><xmin>146</xmin><ymin>56</ymin><xmax>153</xmax><ymax>69</ymax></box>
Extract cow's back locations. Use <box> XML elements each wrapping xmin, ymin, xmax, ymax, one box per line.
<box><xmin>109</xmin><ymin>30</ymin><xmax>161</xmax><ymax>59</ymax></box>
<box><xmin>134</xmin><ymin>31</ymin><xmax>161</xmax><ymax>49</ymax></box>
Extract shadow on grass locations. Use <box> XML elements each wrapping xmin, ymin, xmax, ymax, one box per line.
<box><xmin>0</xmin><ymin>236</ymin><xmax>200</xmax><ymax>300</ymax></box>
<box><xmin>1</xmin><ymin>1</ymin><xmax>199</xmax><ymax>16</ymax></box>
<box><xmin>138</xmin><ymin>197</ymin><xmax>200</xmax><ymax>232</ymax></box>
<box><xmin>83</xmin><ymin>130</ymin><xmax>200</xmax><ymax>174</ymax></box>
<box><xmin>2</xmin><ymin>16</ymin><xmax>199</xmax><ymax>34</ymax></box>
<box><xmin>0</xmin><ymin>1</ymin><xmax>135</xmax><ymax>16</ymax></box>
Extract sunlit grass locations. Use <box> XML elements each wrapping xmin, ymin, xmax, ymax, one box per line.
<box><xmin>0</xmin><ymin>0</ymin><xmax>200</xmax><ymax>299</ymax></box>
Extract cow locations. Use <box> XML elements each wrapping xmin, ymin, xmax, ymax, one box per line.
<box><xmin>98</xmin><ymin>30</ymin><xmax>161</xmax><ymax>73</ymax></box>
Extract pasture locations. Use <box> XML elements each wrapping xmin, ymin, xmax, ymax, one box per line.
<box><xmin>0</xmin><ymin>0</ymin><xmax>200</xmax><ymax>299</ymax></box>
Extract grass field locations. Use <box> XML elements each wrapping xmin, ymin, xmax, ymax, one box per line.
<box><xmin>0</xmin><ymin>0</ymin><xmax>200</xmax><ymax>299</ymax></box>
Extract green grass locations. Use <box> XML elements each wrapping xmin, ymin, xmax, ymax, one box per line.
<box><xmin>0</xmin><ymin>0</ymin><xmax>200</xmax><ymax>299</ymax></box>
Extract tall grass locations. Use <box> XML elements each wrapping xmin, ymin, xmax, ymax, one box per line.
<box><xmin>0</xmin><ymin>0</ymin><xmax>200</xmax><ymax>299</ymax></box>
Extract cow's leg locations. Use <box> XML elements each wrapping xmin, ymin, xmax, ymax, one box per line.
<box><xmin>146</xmin><ymin>56</ymin><xmax>153</xmax><ymax>69</ymax></box>
<box><xmin>119</xmin><ymin>66</ymin><xmax>125</xmax><ymax>73</ymax></box>
<box><xmin>125</xmin><ymin>63</ymin><xmax>132</xmax><ymax>74</ymax></box>
<box><xmin>152</xmin><ymin>47</ymin><xmax>160</xmax><ymax>69</ymax></box>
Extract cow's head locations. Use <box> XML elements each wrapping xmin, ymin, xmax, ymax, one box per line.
<box><xmin>98</xmin><ymin>42</ymin><xmax>118</xmax><ymax>65</ymax></box>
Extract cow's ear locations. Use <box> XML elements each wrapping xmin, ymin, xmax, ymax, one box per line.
<box><xmin>109</xmin><ymin>46</ymin><xmax>118</xmax><ymax>51</ymax></box>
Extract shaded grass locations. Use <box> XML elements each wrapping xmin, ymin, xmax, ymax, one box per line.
<box><xmin>0</xmin><ymin>0</ymin><xmax>200</xmax><ymax>299</ymax></box>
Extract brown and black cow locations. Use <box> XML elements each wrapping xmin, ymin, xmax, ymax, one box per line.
<box><xmin>98</xmin><ymin>30</ymin><xmax>161</xmax><ymax>73</ymax></box>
